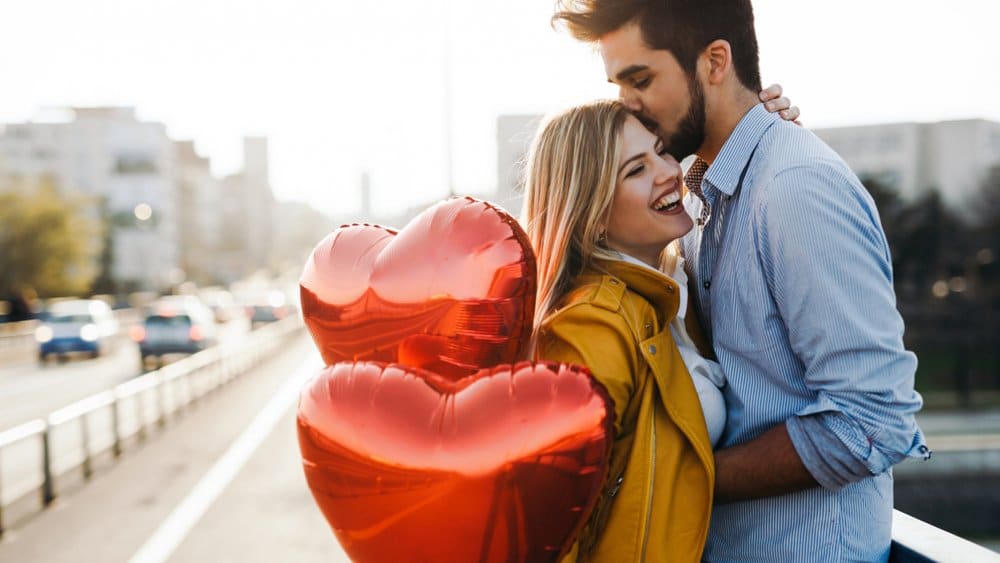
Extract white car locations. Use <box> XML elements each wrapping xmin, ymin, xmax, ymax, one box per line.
<box><xmin>36</xmin><ymin>299</ymin><xmax>120</xmax><ymax>362</ymax></box>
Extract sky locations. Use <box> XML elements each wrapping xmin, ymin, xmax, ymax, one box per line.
<box><xmin>2</xmin><ymin>0</ymin><xmax>999</xmax><ymax>219</ymax></box>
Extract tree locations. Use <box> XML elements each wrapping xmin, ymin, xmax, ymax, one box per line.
<box><xmin>860</xmin><ymin>177</ymin><xmax>978</xmax><ymax>302</ymax></box>
<box><xmin>0</xmin><ymin>182</ymin><xmax>102</xmax><ymax>298</ymax></box>
<box><xmin>967</xmin><ymin>166</ymin><xmax>1000</xmax><ymax>304</ymax></box>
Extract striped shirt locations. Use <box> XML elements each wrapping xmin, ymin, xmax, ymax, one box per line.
<box><xmin>680</xmin><ymin>103</ymin><xmax>930</xmax><ymax>562</ymax></box>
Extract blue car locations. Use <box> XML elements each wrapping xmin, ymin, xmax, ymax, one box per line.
<box><xmin>36</xmin><ymin>299</ymin><xmax>119</xmax><ymax>362</ymax></box>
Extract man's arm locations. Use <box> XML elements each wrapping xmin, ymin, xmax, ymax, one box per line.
<box><xmin>714</xmin><ymin>424</ymin><xmax>816</xmax><ymax>504</ymax></box>
<box><xmin>715</xmin><ymin>163</ymin><xmax>927</xmax><ymax>503</ymax></box>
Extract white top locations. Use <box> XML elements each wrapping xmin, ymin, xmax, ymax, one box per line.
<box><xmin>613</xmin><ymin>252</ymin><xmax>727</xmax><ymax>447</ymax></box>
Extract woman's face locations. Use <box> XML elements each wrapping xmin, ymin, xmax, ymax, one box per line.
<box><xmin>604</xmin><ymin>114</ymin><xmax>694</xmax><ymax>266</ymax></box>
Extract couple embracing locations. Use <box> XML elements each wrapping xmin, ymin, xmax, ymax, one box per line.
<box><xmin>521</xmin><ymin>1</ymin><xmax>930</xmax><ymax>561</ymax></box>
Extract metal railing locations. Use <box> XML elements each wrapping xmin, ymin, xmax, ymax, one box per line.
<box><xmin>0</xmin><ymin>316</ymin><xmax>303</xmax><ymax>536</ymax></box>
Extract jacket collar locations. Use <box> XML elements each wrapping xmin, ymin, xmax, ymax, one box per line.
<box><xmin>582</xmin><ymin>257</ymin><xmax>681</xmax><ymax>326</ymax></box>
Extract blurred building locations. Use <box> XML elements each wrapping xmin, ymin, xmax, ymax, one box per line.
<box><xmin>495</xmin><ymin>114</ymin><xmax>543</xmax><ymax>219</ymax></box>
<box><xmin>175</xmin><ymin>140</ymin><xmax>225</xmax><ymax>286</ymax></box>
<box><xmin>813</xmin><ymin>119</ymin><xmax>1000</xmax><ymax>205</ymax></box>
<box><xmin>0</xmin><ymin>107</ymin><xmax>180</xmax><ymax>292</ymax></box>
<box><xmin>271</xmin><ymin>200</ymin><xmax>336</xmax><ymax>274</ymax></box>
<box><xmin>216</xmin><ymin>137</ymin><xmax>277</xmax><ymax>283</ymax></box>
<box><xmin>0</xmin><ymin>108</ymin><xmax>294</xmax><ymax>293</ymax></box>
<box><xmin>494</xmin><ymin>114</ymin><xmax>1000</xmax><ymax>211</ymax></box>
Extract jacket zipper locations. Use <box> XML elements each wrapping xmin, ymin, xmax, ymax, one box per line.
<box><xmin>639</xmin><ymin>414</ymin><xmax>656</xmax><ymax>561</ymax></box>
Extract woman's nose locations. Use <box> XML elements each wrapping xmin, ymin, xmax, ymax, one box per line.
<box><xmin>654</xmin><ymin>156</ymin><xmax>681</xmax><ymax>183</ymax></box>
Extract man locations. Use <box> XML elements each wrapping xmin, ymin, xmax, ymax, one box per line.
<box><xmin>553</xmin><ymin>1</ymin><xmax>929</xmax><ymax>560</ymax></box>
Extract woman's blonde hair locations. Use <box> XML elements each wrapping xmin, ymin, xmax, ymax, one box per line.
<box><xmin>521</xmin><ymin>99</ymin><xmax>630</xmax><ymax>348</ymax></box>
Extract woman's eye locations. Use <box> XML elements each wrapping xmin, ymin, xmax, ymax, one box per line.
<box><xmin>633</xmin><ymin>77</ymin><xmax>651</xmax><ymax>89</ymax></box>
<box><xmin>625</xmin><ymin>165</ymin><xmax>645</xmax><ymax>178</ymax></box>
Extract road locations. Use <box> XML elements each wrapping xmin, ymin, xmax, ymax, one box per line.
<box><xmin>0</xmin><ymin>318</ymin><xmax>251</xmax><ymax>431</ymax></box>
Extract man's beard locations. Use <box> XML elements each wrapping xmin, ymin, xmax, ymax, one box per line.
<box><xmin>662</xmin><ymin>75</ymin><xmax>707</xmax><ymax>160</ymax></box>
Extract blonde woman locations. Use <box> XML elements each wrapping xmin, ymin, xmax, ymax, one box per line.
<box><xmin>522</xmin><ymin>95</ymin><xmax>794</xmax><ymax>561</ymax></box>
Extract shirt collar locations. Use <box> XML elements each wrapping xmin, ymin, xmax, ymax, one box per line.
<box><xmin>703</xmin><ymin>103</ymin><xmax>780</xmax><ymax>196</ymax></box>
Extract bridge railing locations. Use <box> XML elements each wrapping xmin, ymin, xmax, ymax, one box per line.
<box><xmin>0</xmin><ymin>315</ymin><xmax>303</xmax><ymax>536</ymax></box>
<box><xmin>891</xmin><ymin>509</ymin><xmax>999</xmax><ymax>561</ymax></box>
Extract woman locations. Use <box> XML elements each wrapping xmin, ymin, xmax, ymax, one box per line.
<box><xmin>522</xmin><ymin>93</ymin><xmax>794</xmax><ymax>561</ymax></box>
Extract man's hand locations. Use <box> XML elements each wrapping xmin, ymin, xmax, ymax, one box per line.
<box><xmin>759</xmin><ymin>83</ymin><xmax>801</xmax><ymax>124</ymax></box>
<box><xmin>714</xmin><ymin>423</ymin><xmax>818</xmax><ymax>504</ymax></box>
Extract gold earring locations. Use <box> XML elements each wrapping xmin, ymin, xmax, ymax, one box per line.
<box><xmin>597</xmin><ymin>230</ymin><xmax>607</xmax><ymax>245</ymax></box>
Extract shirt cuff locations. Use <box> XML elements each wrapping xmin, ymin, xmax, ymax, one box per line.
<box><xmin>786</xmin><ymin>415</ymin><xmax>871</xmax><ymax>490</ymax></box>
<box><xmin>787</xmin><ymin>413</ymin><xmax>932</xmax><ymax>491</ymax></box>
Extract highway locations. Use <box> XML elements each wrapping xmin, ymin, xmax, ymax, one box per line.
<box><xmin>0</xmin><ymin>317</ymin><xmax>251</xmax><ymax>430</ymax></box>
<box><xmin>0</xmin><ymin>330</ymin><xmax>351</xmax><ymax>563</ymax></box>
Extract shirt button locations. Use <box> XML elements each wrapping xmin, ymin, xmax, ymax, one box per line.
<box><xmin>609</xmin><ymin>278</ymin><xmax>619</xmax><ymax>285</ymax></box>
<box><xmin>703</xmin><ymin>280</ymin><xmax>712</xmax><ymax>290</ymax></box>
<box><xmin>648</xmin><ymin>345</ymin><xmax>657</xmax><ymax>355</ymax></box>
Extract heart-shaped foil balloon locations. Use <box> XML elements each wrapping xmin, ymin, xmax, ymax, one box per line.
<box><xmin>297</xmin><ymin>361</ymin><xmax>613</xmax><ymax>563</ymax></box>
<box><xmin>299</xmin><ymin>197</ymin><xmax>536</xmax><ymax>381</ymax></box>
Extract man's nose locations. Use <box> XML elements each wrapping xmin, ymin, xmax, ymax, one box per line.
<box><xmin>619</xmin><ymin>87</ymin><xmax>641</xmax><ymax>112</ymax></box>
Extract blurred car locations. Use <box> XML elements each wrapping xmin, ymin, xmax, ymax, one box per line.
<box><xmin>36</xmin><ymin>299</ymin><xmax>119</xmax><ymax>362</ymax></box>
<box><xmin>199</xmin><ymin>288</ymin><xmax>239</xmax><ymax>324</ymax></box>
<box><xmin>131</xmin><ymin>296</ymin><xmax>218</xmax><ymax>367</ymax></box>
<box><xmin>244</xmin><ymin>290</ymin><xmax>294</xmax><ymax>328</ymax></box>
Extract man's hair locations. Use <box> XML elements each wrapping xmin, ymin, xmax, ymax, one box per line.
<box><xmin>552</xmin><ymin>0</ymin><xmax>762</xmax><ymax>92</ymax></box>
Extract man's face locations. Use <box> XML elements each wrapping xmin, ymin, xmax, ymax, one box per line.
<box><xmin>599</xmin><ymin>22</ymin><xmax>707</xmax><ymax>159</ymax></box>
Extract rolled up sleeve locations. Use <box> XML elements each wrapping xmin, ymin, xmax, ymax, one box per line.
<box><xmin>758</xmin><ymin>165</ymin><xmax>930</xmax><ymax>490</ymax></box>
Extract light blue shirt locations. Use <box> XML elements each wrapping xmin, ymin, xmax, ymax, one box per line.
<box><xmin>680</xmin><ymin>104</ymin><xmax>930</xmax><ymax>562</ymax></box>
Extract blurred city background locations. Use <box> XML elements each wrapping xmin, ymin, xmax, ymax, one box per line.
<box><xmin>0</xmin><ymin>0</ymin><xmax>998</xmax><ymax>561</ymax></box>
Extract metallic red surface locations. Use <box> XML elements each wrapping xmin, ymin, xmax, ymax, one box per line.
<box><xmin>299</xmin><ymin>197</ymin><xmax>536</xmax><ymax>381</ymax></box>
<box><xmin>297</xmin><ymin>361</ymin><xmax>614</xmax><ymax>563</ymax></box>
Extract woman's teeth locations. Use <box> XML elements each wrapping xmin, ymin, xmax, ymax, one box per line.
<box><xmin>652</xmin><ymin>191</ymin><xmax>681</xmax><ymax>211</ymax></box>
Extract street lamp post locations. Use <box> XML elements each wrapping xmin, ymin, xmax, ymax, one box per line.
<box><xmin>133</xmin><ymin>203</ymin><xmax>152</xmax><ymax>291</ymax></box>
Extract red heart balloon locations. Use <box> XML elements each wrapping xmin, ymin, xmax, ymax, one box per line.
<box><xmin>299</xmin><ymin>197</ymin><xmax>536</xmax><ymax>381</ymax></box>
<box><xmin>297</xmin><ymin>361</ymin><xmax>613</xmax><ymax>563</ymax></box>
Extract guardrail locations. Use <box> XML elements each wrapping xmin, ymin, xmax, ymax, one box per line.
<box><xmin>0</xmin><ymin>320</ymin><xmax>37</xmax><ymax>358</ymax></box>
<box><xmin>891</xmin><ymin>509</ymin><xmax>999</xmax><ymax>561</ymax></box>
<box><xmin>0</xmin><ymin>316</ymin><xmax>303</xmax><ymax>536</ymax></box>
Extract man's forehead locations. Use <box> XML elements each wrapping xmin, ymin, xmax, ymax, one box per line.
<box><xmin>598</xmin><ymin>23</ymin><xmax>653</xmax><ymax>79</ymax></box>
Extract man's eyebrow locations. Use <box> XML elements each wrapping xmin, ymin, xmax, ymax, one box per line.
<box><xmin>617</xmin><ymin>152</ymin><xmax>644</xmax><ymax>175</ymax></box>
<box><xmin>609</xmin><ymin>64</ymin><xmax>648</xmax><ymax>83</ymax></box>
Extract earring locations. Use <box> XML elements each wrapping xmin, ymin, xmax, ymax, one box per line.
<box><xmin>597</xmin><ymin>230</ymin><xmax>607</xmax><ymax>246</ymax></box>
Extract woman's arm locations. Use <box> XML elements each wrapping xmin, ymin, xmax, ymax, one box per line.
<box><xmin>536</xmin><ymin>304</ymin><xmax>638</xmax><ymax>435</ymax></box>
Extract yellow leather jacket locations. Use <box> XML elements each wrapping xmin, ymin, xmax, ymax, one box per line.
<box><xmin>538</xmin><ymin>258</ymin><xmax>715</xmax><ymax>562</ymax></box>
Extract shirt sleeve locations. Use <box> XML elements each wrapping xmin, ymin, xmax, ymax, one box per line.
<box><xmin>756</xmin><ymin>164</ymin><xmax>930</xmax><ymax>491</ymax></box>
